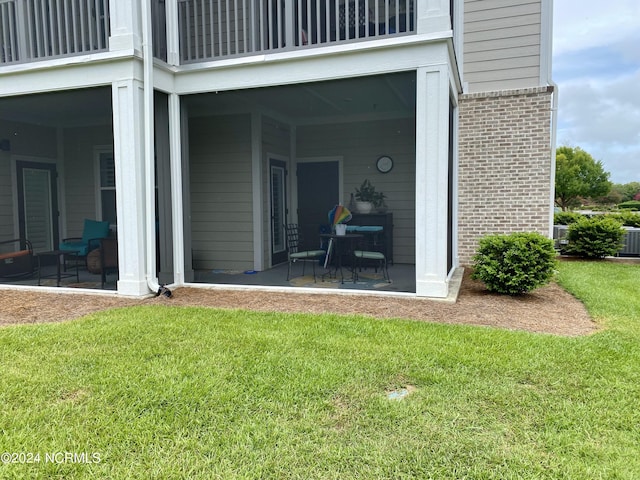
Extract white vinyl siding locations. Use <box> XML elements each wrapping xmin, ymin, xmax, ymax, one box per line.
<box><xmin>463</xmin><ymin>0</ymin><xmax>541</xmax><ymax>92</ymax></box>
<box><xmin>297</xmin><ymin>117</ymin><xmax>415</xmax><ymax>264</ymax></box>
<box><xmin>189</xmin><ymin>113</ymin><xmax>254</xmax><ymax>270</ymax></box>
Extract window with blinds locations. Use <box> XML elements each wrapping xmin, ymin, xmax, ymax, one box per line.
<box><xmin>99</xmin><ymin>151</ymin><xmax>116</xmax><ymax>225</ymax></box>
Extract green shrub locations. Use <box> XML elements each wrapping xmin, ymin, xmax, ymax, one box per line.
<box><xmin>564</xmin><ymin>217</ymin><xmax>625</xmax><ymax>258</ymax></box>
<box><xmin>471</xmin><ymin>232</ymin><xmax>557</xmax><ymax>295</ymax></box>
<box><xmin>617</xmin><ymin>200</ymin><xmax>640</xmax><ymax>211</ymax></box>
<box><xmin>554</xmin><ymin>211</ymin><xmax>584</xmax><ymax>225</ymax></box>
<box><xmin>606</xmin><ymin>211</ymin><xmax>640</xmax><ymax>228</ymax></box>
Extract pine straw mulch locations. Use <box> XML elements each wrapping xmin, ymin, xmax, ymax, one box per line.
<box><xmin>0</xmin><ymin>269</ymin><xmax>597</xmax><ymax>336</ymax></box>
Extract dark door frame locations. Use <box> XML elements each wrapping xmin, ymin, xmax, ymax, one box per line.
<box><xmin>269</xmin><ymin>157</ymin><xmax>289</xmax><ymax>266</ymax></box>
<box><xmin>15</xmin><ymin>160</ymin><xmax>59</xmax><ymax>252</ymax></box>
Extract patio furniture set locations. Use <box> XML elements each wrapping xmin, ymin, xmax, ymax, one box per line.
<box><xmin>285</xmin><ymin>219</ymin><xmax>391</xmax><ymax>285</ymax></box>
<box><xmin>0</xmin><ymin>219</ymin><xmax>117</xmax><ymax>288</ymax></box>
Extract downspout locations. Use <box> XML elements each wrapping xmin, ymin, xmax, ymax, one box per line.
<box><xmin>141</xmin><ymin>1</ymin><xmax>171</xmax><ymax>297</ymax></box>
<box><xmin>544</xmin><ymin>0</ymin><xmax>559</xmax><ymax>235</ymax></box>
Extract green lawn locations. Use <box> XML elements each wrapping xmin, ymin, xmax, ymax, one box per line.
<box><xmin>0</xmin><ymin>261</ymin><xmax>638</xmax><ymax>479</ymax></box>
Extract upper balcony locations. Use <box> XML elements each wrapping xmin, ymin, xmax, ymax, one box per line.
<box><xmin>176</xmin><ymin>0</ymin><xmax>415</xmax><ymax>64</ymax></box>
<box><xmin>0</xmin><ymin>0</ymin><xmax>110</xmax><ymax>65</ymax></box>
<box><xmin>0</xmin><ymin>0</ymin><xmax>447</xmax><ymax>68</ymax></box>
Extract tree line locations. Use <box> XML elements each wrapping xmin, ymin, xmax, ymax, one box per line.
<box><xmin>555</xmin><ymin>146</ymin><xmax>639</xmax><ymax>211</ymax></box>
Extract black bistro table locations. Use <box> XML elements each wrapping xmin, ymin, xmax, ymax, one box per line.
<box><xmin>320</xmin><ymin>233</ymin><xmax>363</xmax><ymax>283</ymax></box>
<box><xmin>37</xmin><ymin>249</ymin><xmax>80</xmax><ymax>286</ymax></box>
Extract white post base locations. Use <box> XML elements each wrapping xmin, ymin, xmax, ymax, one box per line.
<box><xmin>117</xmin><ymin>279</ymin><xmax>153</xmax><ymax>297</ymax></box>
<box><xmin>416</xmin><ymin>277</ymin><xmax>449</xmax><ymax>298</ymax></box>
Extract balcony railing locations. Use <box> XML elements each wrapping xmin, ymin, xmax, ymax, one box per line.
<box><xmin>178</xmin><ymin>0</ymin><xmax>414</xmax><ymax>63</ymax></box>
<box><xmin>0</xmin><ymin>0</ymin><xmax>109</xmax><ymax>65</ymax></box>
<box><xmin>0</xmin><ymin>0</ymin><xmax>415</xmax><ymax>67</ymax></box>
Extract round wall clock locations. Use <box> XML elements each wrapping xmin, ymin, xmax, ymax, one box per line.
<box><xmin>376</xmin><ymin>155</ymin><xmax>393</xmax><ymax>173</ymax></box>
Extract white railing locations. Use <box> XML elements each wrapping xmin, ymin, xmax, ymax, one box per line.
<box><xmin>178</xmin><ymin>0</ymin><xmax>414</xmax><ymax>63</ymax></box>
<box><xmin>0</xmin><ymin>0</ymin><xmax>109</xmax><ymax>65</ymax></box>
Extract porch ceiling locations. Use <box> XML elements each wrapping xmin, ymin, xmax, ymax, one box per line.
<box><xmin>186</xmin><ymin>72</ymin><xmax>416</xmax><ymax>122</ymax></box>
<box><xmin>0</xmin><ymin>87</ymin><xmax>113</xmax><ymax>127</ymax></box>
<box><xmin>0</xmin><ymin>72</ymin><xmax>416</xmax><ymax>128</ymax></box>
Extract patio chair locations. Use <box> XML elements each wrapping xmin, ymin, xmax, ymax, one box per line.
<box><xmin>59</xmin><ymin>219</ymin><xmax>110</xmax><ymax>268</ymax></box>
<box><xmin>0</xmin><ymin>238</ymin><xmax>36</xmax><ymax>278</ymax></box>
<box><xmin>86</xmin><ymin>237</ymin><xmax>118</xmax><ymax>288</ymax></box>
<box><xmin>353</xmin><ymin>242</ymin><xmax>391</xmax><ymax>283</ymax></box>
<box><xmin>285</xmin><ymin>224</ymin><xmax>326</xmax><ymax>282</ymax></box>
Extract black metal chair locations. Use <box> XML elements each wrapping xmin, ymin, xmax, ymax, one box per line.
<box><xmin>285</xmin><ymin>224</ymin><xmax>325</xmax><ymax>282</ymax></box>
<box><xmin>353</xmin><ymin>236</ymin><xmax>390</xmax><ymax>283</ymax></box>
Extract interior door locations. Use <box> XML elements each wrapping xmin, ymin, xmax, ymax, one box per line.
<box><xmin>270</xmin><ymin>159</ymin><xmax>288</xmax><ymax>265</ymax></box>
<box><xmin>296</xmin><ymin>160</ymin><xmax>339</xmax><ymax>250</ymax></box>
<box><xmin>16</xmin><ymin>161</ymin><xmax>59</xmax><ymax>253</ymax></box>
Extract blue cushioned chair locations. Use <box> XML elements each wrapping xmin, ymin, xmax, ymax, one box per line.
<box><xmin>59</xmin><ymin>219</ymin><xmax>111</xmax><ymax>266</ymax></box>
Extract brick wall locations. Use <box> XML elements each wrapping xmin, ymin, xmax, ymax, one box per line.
<box><xmin>458</xmin><ymin>86</ymin><xmax>554</xmax><ymax>263</ymax></box>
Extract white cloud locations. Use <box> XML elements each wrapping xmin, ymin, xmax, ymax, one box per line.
<box><xmin>553</xmin><ymin>0</ymin><xmax>640</xmax><ymax>56</ymax></box>
<box><xmin>553</xmin><ymin>0</ymin><xmax>640</xmax><ymax>184</ymax></box>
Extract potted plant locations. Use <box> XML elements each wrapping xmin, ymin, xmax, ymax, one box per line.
<box><xmin>354</xmin><ymin>179</ymin><xmax>386</xmax><ymax>214</ymax></box>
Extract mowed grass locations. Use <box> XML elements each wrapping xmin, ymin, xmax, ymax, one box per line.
<box><xmin>0</xmin><ymin>261</ymin><xmax>638</xmax><ymax>479</ymax></box>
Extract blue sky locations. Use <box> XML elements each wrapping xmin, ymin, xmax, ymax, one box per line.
<box><xmin>552</xmin><ymin>0</ymin><xmax>640</xmax><ymax>184</ymax></box>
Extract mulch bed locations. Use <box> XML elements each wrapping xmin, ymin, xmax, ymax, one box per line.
<box><xmin>0</xmin><ymin>270</ymin><xmax>597</xmax><ymax>336</ymax></box>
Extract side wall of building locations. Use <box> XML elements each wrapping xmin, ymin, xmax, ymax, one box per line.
<box><xmin>457</xmin><ymin>86</ymin><xmax>553</xmax><ymax>263</ymax></box>
<box><xmin>464</xmin><ymin>0</ymin><xmax>542</xmax><ymax>93</ymax></box>
<box><xmin>189</xmin><ymin>113</ymin><xmax>254</xmax><ymax>270</ymax></box>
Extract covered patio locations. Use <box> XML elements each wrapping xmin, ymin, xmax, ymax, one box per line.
<box><xmin>0</xmin><ymin>72</ymin><xmax>423</xmax><ymax>294</ymax></box>
<box><xmin>0</xmin><ymin>260</ymin><xmax>416</xmax><ymax>293</ymax></box>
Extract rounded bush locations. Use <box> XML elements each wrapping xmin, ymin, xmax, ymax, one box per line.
<box><xmin>618</xmin><ymin>200</ymin><xmax>640</xmax><ymax>211</ymax></box>
<box><xmin>564</xmin><ymin>216</ymin><xmax>625</xmax><ymax>258</ymax></box>
<box><xmin>471</xmin><ymin>232</ymin><xmax>557</xmax><ymax>295</ymax></box>
<box><xmin>606</xmin><ymin>211</ymin><xmax>640</xmax><ymax>228</ymax></box>
<box><xmin>554</xmin><ymin>211</ymin><xmax>584</xmax><ymax>225</ymax></box>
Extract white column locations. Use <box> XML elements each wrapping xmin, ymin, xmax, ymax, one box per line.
<box><xmin>112</xmin><ymin>79</ymin><xmax>150</xmax><ymax>296</ymax></box>
<box><xmin>415</xmin><ymin>65</ymin><xmax>450</xmax><ymax>298</ymax></box>
<box><xmin>284</xmin><ymin>0</ymin><xmax>294</xmax><ymax>49</ymax></box>
<box><xmin>165</xmin><ymin>0</ymin><xmax>181</xmax><ymax>65</ymax></box>
<box><xmin>108</xmin><ymin>0</ymin><xmax>142</xmax><ymax>52</ymax></box>
<box><xmin>169</xmin><ymin>93</ymin><xmax>186</xmax><ymax>285</ymax></box>
<box><xmin>251</xmin><ymin>112</ymin><xmax>264</xmax><ymax>271</ymax></box>
<box><xmin>416</xmin><ymin>0</ymin><xmax>452</xmax><ymax>34</ymax></box>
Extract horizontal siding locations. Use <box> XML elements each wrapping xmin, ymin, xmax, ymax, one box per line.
<box><xmin>463</xmin><ymin>0</ymin><xmax>542</xmax><ymax>93</ymax></box>
<box><xmin>466</xmin><ymin>54</ymin><xmax>539</xmax><ymax>73</ymax></box>
<box><xmin>62</xmin><ymin>125</ymin><xmax>113</xmax><ymax>237</ymax></box>
<box><xmin>465</xmin><ymin>3</ymin><xmax>540</xmax><ymax>24</ymax></box>
<box><xmin>465</xmin><ymin>0</ymin><xmax>537</xmax><ymax>12</ymax></box>
<box><xmin>464</xmin><ymin>33</ymin><xmax>539</xmax><ymax>53</ymax></box>
<box><xmin>297</xmin><ymin>117</ymin><xmax>416</xmax><ymax>264</ymax></box>
<box><xmin>465</xmin><ymin>23</ymin><xmax>539</xmax><ymax>43</ymax></box>
<box><xmin>189</xmin><ymin>113</ymin><xmax>254</xmax><ymax>271</ymax></box>
<box><xmin>465</xmin><ymin>65</ymin><xmax>539</xmax><ymax>83</ymax></box>
<box><xmin>465</xmin><ymin>44</ymin><xmax>539</xmax><ymax>62</ymax></box>
<box><xmin>465</xmin><ymin>13</ymin><xmax>540</xmax><ymax>35</ymax></box>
